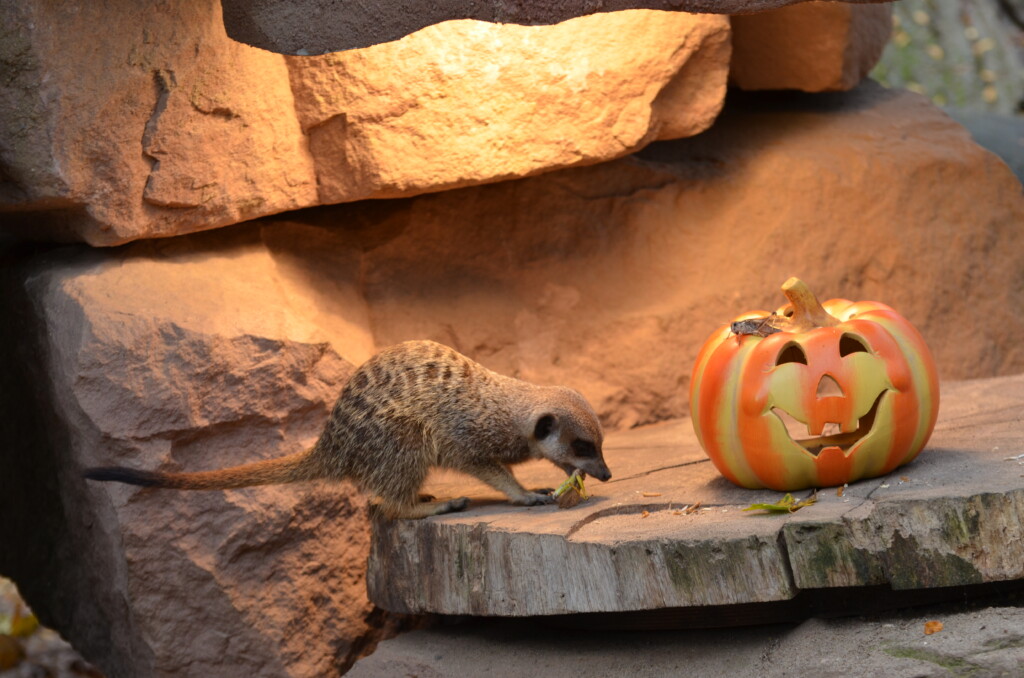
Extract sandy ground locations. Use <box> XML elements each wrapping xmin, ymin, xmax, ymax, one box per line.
<box><xmin>349</xmin><ymin>593</ymin><xmax>1024</xmax><ymax>677</ymax></box>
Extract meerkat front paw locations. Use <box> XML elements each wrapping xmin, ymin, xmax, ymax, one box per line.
<box><xmin>514</xmin><ymin>491</ymin><xmax>557</xmax><ymax>506</ymax></box>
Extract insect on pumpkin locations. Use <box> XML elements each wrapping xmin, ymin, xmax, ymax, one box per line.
<box><xmin>730</xmin><ymin>312</ymin><xmax>787</xmax><ymax>338</ymax></box>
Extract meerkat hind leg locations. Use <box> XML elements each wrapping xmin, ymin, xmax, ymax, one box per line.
<box><xmin>380</xmin><ymin>494</ymin><xmax>470</xmax><ymax>520</ymax></box>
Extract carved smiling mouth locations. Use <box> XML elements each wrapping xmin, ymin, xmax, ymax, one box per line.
<box><xmin>771</xmin><ymin>391</ymin><xmax>886</xmax><ymax>456</ymax></box>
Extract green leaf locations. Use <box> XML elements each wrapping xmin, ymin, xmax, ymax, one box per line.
<box><xmin>743</xmin><ymin>492</ymin><xmax>817</xmax><ymax>514</ymax></box>
<box><xmin>553</xmin><ymin>471</ymin><xmax>588</xmax><ymax>500</ymax></box>
<box><xmin>9</xmin><ymin>611</ymin><xmax>37</xmax><ymax>638</ymax></box>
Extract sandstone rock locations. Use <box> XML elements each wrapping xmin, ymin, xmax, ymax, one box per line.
<box><xmin>287</xmin><ymin>11</ymin><xmax>731</xmax><ymax>204</ymax></box>
<box><xmin>1</xmin><ymin>2</ymin><xmax>729</xmax><ymax>246</ymax></box>
<box><xmin>221</xmin><ymin>0</ymin><xmax>891</xmax><ymax>54</ymax></box>
<box><xmin>1</xmin><ymin>228</ymin><xmax>382</xmax><ymax>678</ymax></box>
<box><xmin>730</xmin><ymin>2</ymin><xmax>893</xmax><ymax>91</ymax></box>
<box><xmin>353</xmin><ymin>82</ymin><xmax>1024</xmax><ymax>429</ymax></box>
<box><xmin>0</xmin><ymin>0</ymin><xmax>318</xmax><ymax>246</ymax></box>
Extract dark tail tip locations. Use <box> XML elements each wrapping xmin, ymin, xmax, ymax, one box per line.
<box><xmin>83</xmin><ymin>466</ymin><xmax>164</xmax><ymax>487</ymax></box>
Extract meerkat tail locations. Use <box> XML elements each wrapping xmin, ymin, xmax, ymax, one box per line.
<box><xmin>83</xmin><ymin>450</ymin><xmax>317</xmax><ymax>490</ymax></box>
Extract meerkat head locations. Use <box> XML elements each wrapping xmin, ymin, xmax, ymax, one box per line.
<box><xmin>527</xmin><ymin>387</ymin><xmax>611</xmax><ymax>482</ymax></box>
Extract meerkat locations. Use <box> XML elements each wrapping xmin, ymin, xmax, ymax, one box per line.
<box><xmin>84</xmin><ymin>340</ymin><xmax>611</xmax><ymax>519</ymax></box>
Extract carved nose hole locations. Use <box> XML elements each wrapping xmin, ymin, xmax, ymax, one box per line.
<box><xmin>816</xmin><ymin>374</ymin><xmax>844</xmax><ymax>399</ymax></box>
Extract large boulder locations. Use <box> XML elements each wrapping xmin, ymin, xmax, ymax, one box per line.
<box><xmin>0</xmin><ymin>1</ymin><xmax>729</xmax><ymax>246</ymax></box>
<box><xmin>286</xmin><ymin>11</ymin><xmax>731</xmax><ymax>204</ymax></box>
<box><xmin>0</xmin><ymin>0</ymin><xmax>317</xmax><ymax>246</ymax></box>
<box><xmin>730</xmin><ymin>1</ymin><xmax>893</xmax><ymax>91</ymax></box>
<box><xmin>0</xmin><ymin>229</ymin><xmax>381</xmax><ymax>678</ymax></box>
<box><xmin>0</xmin><ymin>1</ymin><xmax>902</xmax><ymax>247</ymax></box>
<box><xmin>351</xmin><ymin>83</ymin><xmax>1024</xmax><ymax>428</ymax></box>
<box><xmin>1</xmin><ymin>82</ymin><xmax>1020</xmax><ymax>677</ymax></box>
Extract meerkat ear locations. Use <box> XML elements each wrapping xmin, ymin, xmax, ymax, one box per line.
<box><xmin>533</xmin><ymin>414</ymin><xmax>557</xmax><ymax>440</ymax></box>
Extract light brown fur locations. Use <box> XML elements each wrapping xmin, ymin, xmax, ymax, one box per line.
<box><xmin>85</xmin><ymin>340</ymin><xmax>611</xmax><ymax>519</ymax></box>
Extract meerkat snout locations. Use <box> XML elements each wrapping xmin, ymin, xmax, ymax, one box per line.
<box><xmin>529</xmin><ymin>388</ymin><xmax>611</xmax><ymax>482</ymax></box>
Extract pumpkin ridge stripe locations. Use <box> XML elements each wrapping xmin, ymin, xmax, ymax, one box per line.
<box><xmin>868</xmin><ymin>313</ymin><xmax>940</xmax><ymax>462</ymax></box>
<box><xmin>711</xmin><ymin>336</ymin><xmax>762</xmax><ymax>487</ymax></box>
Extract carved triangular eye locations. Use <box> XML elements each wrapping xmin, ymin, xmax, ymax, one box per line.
<box><xmin>840</xmin><ymin>334</ymin><xmax>870</xmax><ymax>357</ymax></box>
<box><xmin>776</xmin><ymin>343</ymin><xmax>808</xmax><ymax>366</ymax></box>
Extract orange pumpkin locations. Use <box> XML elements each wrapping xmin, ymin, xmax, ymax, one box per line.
<box><xmin>690</xmin><ymin>278</ymin><xmax>939</xmax><ymax>490</ymax></box>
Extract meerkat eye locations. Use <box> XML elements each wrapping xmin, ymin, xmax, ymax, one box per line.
<box><xmin>534</xmin><ymin>415</ymin><xmax>556</xmax><ymax>440</ymax></box>
<box><xmin>571</xmin><ymin>439</ymin><xmax>598</xmax><ymax>458</ymax></box>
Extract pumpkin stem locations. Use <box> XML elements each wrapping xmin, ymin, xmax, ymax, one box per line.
<box><xmin>781</xmin><ymin>277</ymin><xmax>839</xmax><ymax>331</ymax></box>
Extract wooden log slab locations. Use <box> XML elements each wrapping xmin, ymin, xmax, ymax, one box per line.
<box><xmin>368</xmin><ymin>375</ymin><xmax>1024</xmax><ymax>616</ymax></box>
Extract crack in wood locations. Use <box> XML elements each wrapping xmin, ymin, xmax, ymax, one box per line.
<box><xmin>601</xmin><ymin>458</ymin><xmax>710</xmax><ymax>484</ymax></box>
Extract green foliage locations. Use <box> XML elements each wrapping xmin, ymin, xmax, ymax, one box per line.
<box><xmin>0</xmin><ymin>577</ymin><xmax>38</xmax><ymax>638</ymax></box>
<box><xmin>744</xmin><ymin>492</ymin><xmax>818</xmax><ymax>514</ymax></box>
<box><xmin>554</xmin><ymin>470</ymin><xmax>589</xmax><ymax>509</ymax></box>
<box><xmin>871</xmin><ymin>0</ymin><xmax>1024</xmax><ymax>114</ymax></box>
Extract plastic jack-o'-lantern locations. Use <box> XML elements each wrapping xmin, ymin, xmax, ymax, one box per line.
<box><xmin>690</xmin><ymin>278</ymin><xmax>939</xmax><ymax>491</ymax></box>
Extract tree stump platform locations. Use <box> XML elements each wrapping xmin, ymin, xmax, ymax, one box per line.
<box><xmin>368</xmin><ymin>375</ymin><xmax>1024</xmax><ymax>620</ymax></box>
